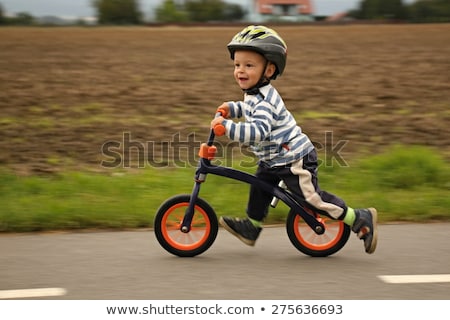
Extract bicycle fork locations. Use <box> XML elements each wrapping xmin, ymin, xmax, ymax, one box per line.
<box><xmin>180</xmin><ymin>182</ymin><xmax>201</xmax><ymax>233</ymax></box>
<box><xmin>180</xmin><ymin>160</ymin><xmax>209</xmax><ymax>233</ymax></box>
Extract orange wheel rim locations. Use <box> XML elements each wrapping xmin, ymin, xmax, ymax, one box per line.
<box><xmin>293</xmin><ymin>214</ymin><xmax>344</xmax><ymax>250</ymax></box>
<box><xmin>160</xmin><ymin>202</ymin><xmax>211</xmax><ymax>251</ymax></box>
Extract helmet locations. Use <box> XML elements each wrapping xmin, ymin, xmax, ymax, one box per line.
<box><xmin>227</xmin><ymin>25</ymin><xmax>287</xmax><ymax>79</ymax></box>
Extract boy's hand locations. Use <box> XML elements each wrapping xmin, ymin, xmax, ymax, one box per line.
<box><xmin>216</xmin><ymin>103</ymin><xmax>230</xmax><ymax>118</ymax></box>
<box><xmin>211</xmin><ymin>116</ymin><xmax>225</xmax><ymax>129</ymax></box>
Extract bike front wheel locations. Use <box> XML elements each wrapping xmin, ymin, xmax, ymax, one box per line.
<box><xmin>286</xmin><ymin>210</ymin><xmax>351</xmax><ymax>257</ymax></box>
<box><xmin>154</xmin><ymin>194</ymin><xmax>218</xmax><ymax>257</ymax></box>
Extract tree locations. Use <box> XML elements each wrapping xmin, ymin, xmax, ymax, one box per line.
<box><xmin>379</xmin><ymin>0</ymin><xmax>407</xmax><ymax>20</ymax></box>
<box><xmin>155</xmin><ymin>0</ymin><xmax>188</xmax><ymax>23</ymax></box>
<box><xmin>0</xmin><ymin>3</ymin><xmax>5</xmax><ymax>25</ymax></box>
<box><xmin>408</xmin><ymin>0</ymin><xmax>450</xmax><ymax>22</ymax></box>
<box><xmin>352</xmin><ymin>0</ymin><xmax>407</xmax><ymax>20</ymax></box>
<box><xmin>154</xmin><ymin>0</ymin><xmax>245</xmax><ymax>23</ymax></box>
<box><xmin>92</xmin><ymin>0</ymin><xmax>142</xmax><ymax>24</ymax></box>
<box><xmin>12</xmin><ymin>12</ymin><xmax>35</xmax><ymax>25</ymax></box>
<box><xmin>185</xmin><ymin>0</ymin><xmax>225</xmax><ymax>22</ymax></box>
<box><xmin>184</xmin><ymin>0</ymin><xmax>245</xmax><ymax>22</ymax></box>
<box><xmin>222</xmin><ymin>3</ymin><xmax>246</xmax><ymax>21</ymax></box>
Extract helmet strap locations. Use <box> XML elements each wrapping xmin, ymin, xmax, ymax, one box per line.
<box><xmin>244</xmin><ymin>60</ymin><xmax>271</xmax><ymax>96</ymax></box>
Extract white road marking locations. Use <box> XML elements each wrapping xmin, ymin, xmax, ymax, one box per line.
<box><xmin>378</xmin><ymin>274</ymin><xmax>450</xmax><ymax>284</ymax></box>
<box><xmin>0</xmin><ymin>287</ymin><xmax>67</xmax><ymax>299</ymax></box>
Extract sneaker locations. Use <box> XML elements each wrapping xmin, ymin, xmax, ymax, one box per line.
<box><xmin>219</xmin><ymin>216</ymin><xmax>262</xmax><ymax>246</ymax></box>
<box><xmin>352</xmin><ymin>208</ymin><xmax>378</xmax><ymax>254</ymax></box>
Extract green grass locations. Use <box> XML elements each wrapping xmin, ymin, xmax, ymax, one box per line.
<box><xmin>0</xmin><ymin>145</ymin><xmax>449</xmax><ymax>232</ymax></box>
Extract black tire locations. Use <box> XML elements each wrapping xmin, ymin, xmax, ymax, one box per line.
<box><xmin>154</xmin><ymin>194</ymin><xmax>218</xmax><ymax>257</ymax></box>
<box><xmin>286</xmin><ymin>210</ymin><xmax>351</xmax><ymax>257</ymax></box>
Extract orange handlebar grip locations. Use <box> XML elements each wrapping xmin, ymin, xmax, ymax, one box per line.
<box><xmin>217</xmin><ymin>107</ymin><xmax>228</xmax><ymax>118</ymax></box>
<box><xmin>213</xmin><ymin>124</ymin><xmax>226</xmax><ymax>136</ymax></box>
<box><xmin>198</xmin><ymin>143</ymin><xmax>217</xmax><ymax>160</ymax></box>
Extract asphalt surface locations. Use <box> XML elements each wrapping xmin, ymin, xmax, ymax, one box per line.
<box><xmin>1</xmin><ymin>223</ymin><xmax>449</xmax><ymax>300</ymax></box>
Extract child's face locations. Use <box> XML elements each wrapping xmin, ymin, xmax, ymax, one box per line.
<box><xmin>233</xmin><ymin>50</ymin><xmax>275</xmax><ymax>90</ymax></box>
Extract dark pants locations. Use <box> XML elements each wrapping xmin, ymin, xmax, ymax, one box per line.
<box><xmin>247</xmin><ymin>149</ymin><xmax>348</xmax><ymax>221</ymax></box>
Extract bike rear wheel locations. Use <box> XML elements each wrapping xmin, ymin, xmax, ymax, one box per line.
<box><xmin>286</xmin><ymin>209</ymin><xmax>351</xmax><ymax>257</ymax></box>
<box><xmin>154</xmin><ymin>194</ymin><xmax>218</xmax><ymax>257</ymax></box>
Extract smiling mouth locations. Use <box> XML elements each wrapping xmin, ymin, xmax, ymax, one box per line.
<box><xmin>237</xmin><ymin>75</ymin><xmax>251</xmax><ymax>88</ymax></box>
<box><xmin>238</xmin><ymin>77</ymin><xmax>250</xmax><ymax>84</ymax></box>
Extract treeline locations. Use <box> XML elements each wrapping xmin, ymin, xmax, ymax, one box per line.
<box><xmin>153</xmin><ymin>0</ymin><xmax>246</xmax><ymax>23</ymax></box>
<box><xmin>349</xmin><ymin>0</ymin><xmax>450</xmax><ymax>23</ymax></box>
<box><xmin>0</xmin><ymin>9</ymin><xmax>34</xmax><ymax>25</ymax></box>
<box><xmin>0</xmin><ymin>0</ymin><xmax>245</xmax><ymax>25</ymax></box>
<box><xmin>0</xmin><ymin>0</ymin><xmax>449</xmax><ymax>26</ymax></box>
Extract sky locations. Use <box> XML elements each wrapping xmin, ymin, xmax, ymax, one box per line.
<box><xmin>0</xmin><ymin>0</ymin><xmax>372</xmax><ymax>19</ymax></box>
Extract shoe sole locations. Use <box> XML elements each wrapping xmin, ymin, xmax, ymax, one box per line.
<box><xmin>366</xmin><ymin>208</ymin><xmax>378</xmax><ymax>254</ymax></box>
<box><xmin>219</xmin><ymin>217</ymin><xmax>256</xmax><ymax>246</ymax></box>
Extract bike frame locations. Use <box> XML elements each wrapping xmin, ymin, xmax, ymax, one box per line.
<box><xmin>180</xmin><ymin>128</ymin><xmax>325</xmax><ymax>235</ymax></box>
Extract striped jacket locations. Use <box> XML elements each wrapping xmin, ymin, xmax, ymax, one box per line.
<box><xmin>222</xmin><ymin>84</ymin><xmax>314</xmax><ymax>167</ymax></box>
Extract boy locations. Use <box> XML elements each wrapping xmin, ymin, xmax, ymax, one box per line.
<box><xmin>211</xmin><ymin>25</ymin><xmax>378</xmax><ymax>254</ymax></box>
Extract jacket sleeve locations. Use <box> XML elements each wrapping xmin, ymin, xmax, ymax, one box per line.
<box><xmin>222</xmin><ymin>102</ymin><xmax>272</xmax><ymax>145</ymax></box>
<box><xmin>227</xmin><ymin>101</ymin><xmax>242</xmax><ymax>119</ymax></box>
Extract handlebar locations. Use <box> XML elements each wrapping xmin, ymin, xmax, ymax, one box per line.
<box><xmin>213</xmin><ymin>123</ymin><xmax>226</xmax><ymax>136</ymax></box>
<box><xmin>213</xmin><ymin>112</ymin><xmax>226</xmax><ymax>137</ymax></box>
<box><xmin>207</xmin><ymin>112</ymin><xmax>225</xmax><ymax>146</ymax></box>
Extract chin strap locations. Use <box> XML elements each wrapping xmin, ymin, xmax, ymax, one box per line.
<box><xmin>244</xmin><ymin>60</ymin><xmax>270</xmax><ymax>96</ymax></box>
<box><xmin>244</xmin><ymin>79</ymin><xmax>270</xmax><ymax>96</ymax></box>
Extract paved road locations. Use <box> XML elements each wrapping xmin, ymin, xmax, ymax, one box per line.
<box><xmin>1</xmin><ymin>223</ymin><xmax>449</xmax><ymax>300</ymax></box>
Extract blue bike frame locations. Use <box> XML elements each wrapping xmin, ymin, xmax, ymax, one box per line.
<box><xmin>180</xmin><ymin>129</ymin><xmax>325</xmax><ymax>235</ymax></box>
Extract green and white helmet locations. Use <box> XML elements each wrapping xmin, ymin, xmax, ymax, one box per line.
<box><xmin>227</xmin><ymin>25</ymin><xmax>288</xmax><ymax>79</ymax></box>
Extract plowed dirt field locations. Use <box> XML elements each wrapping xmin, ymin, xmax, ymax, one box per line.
<box><xmin>0</xmin><ymin>24</ymin><xmax>449</xmax><ymax>174</ymax></box>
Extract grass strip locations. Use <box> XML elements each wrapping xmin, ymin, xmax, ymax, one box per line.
<box><xmin>0</xmin><ymin>145</ymin><xmax>449</xmax><ymax>232</ymax></box>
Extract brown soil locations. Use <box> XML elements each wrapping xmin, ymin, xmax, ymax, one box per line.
<box><xmin>0</xmin><ymin>24</ymin><xmax>449</xmax><ymax>174</ymax></box>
